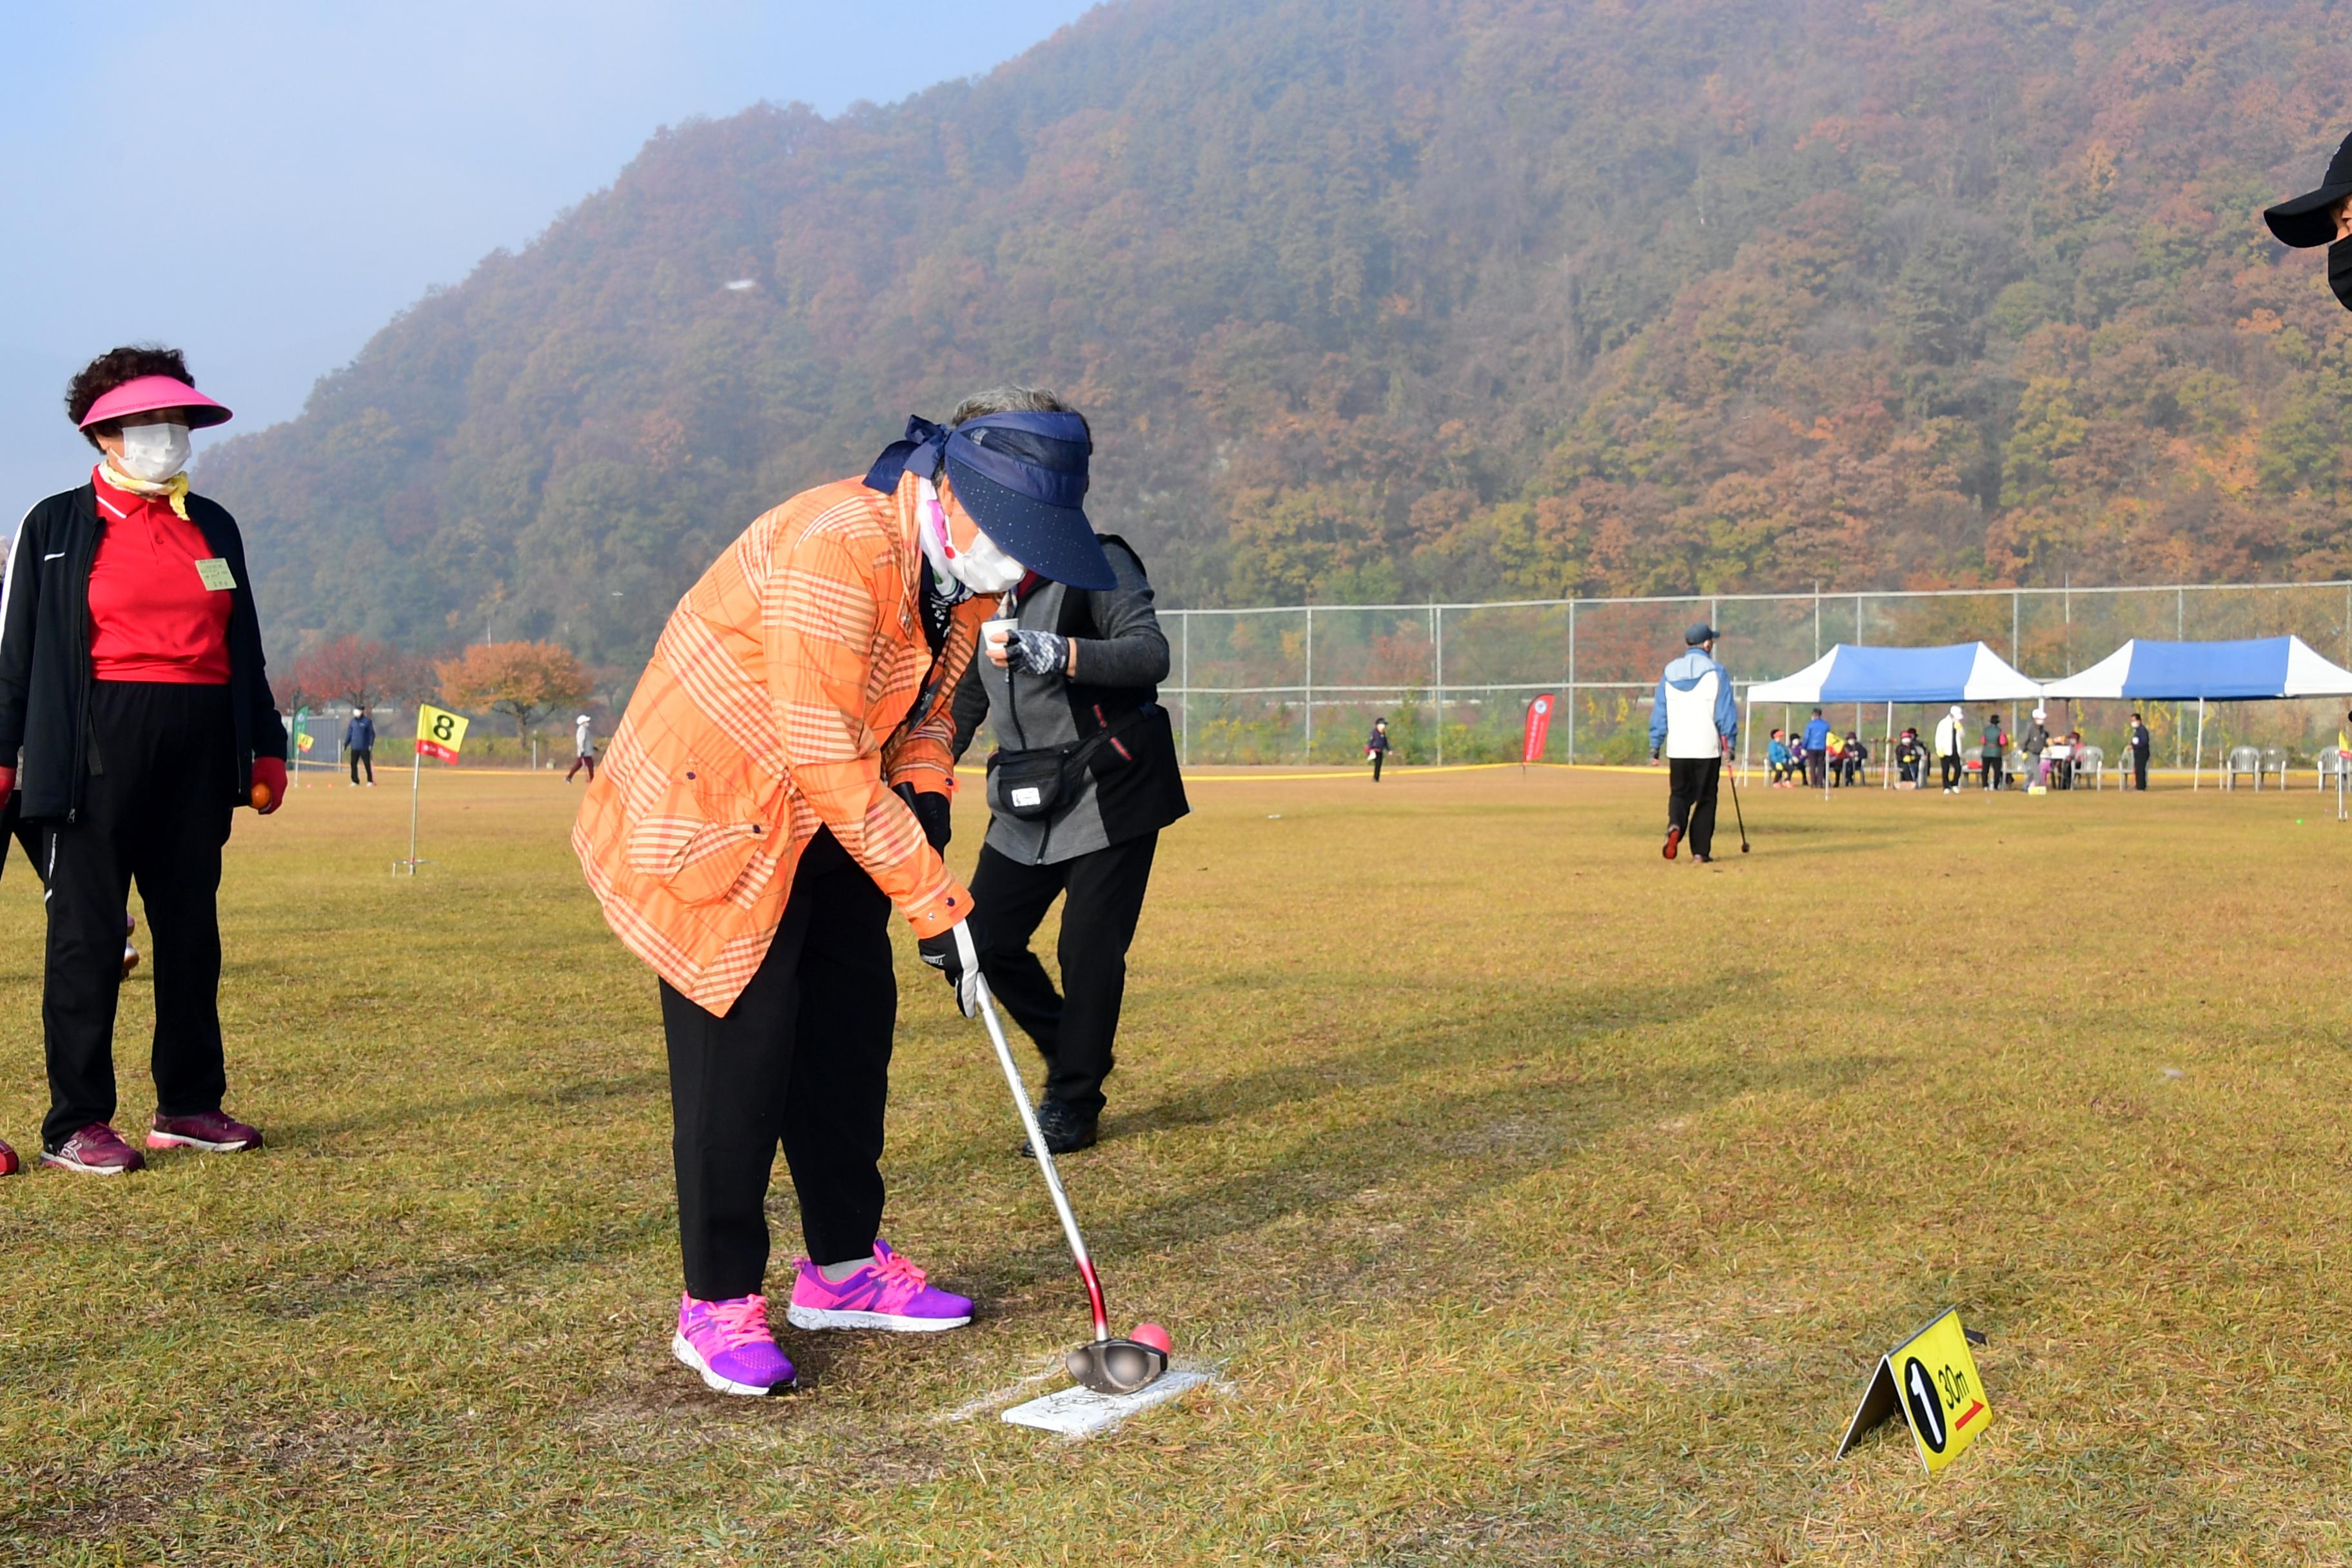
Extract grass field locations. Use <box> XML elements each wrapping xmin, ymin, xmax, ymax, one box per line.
<box><xmin>3</xmin><ymin>761</ymin><xmax>2350</xmax><ymax>1564</ymax></box>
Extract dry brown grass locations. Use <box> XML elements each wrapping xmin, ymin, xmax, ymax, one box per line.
<box><xmin>2</xmin><ymin>763</ymin><xmax>2349</xmax><ymax>1563</ymax></box>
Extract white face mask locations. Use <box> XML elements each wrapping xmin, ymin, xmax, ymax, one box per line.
<box><xmin>115</xmin><ymin>422</ymin><xmax>192</xmax><ymax>482</ymax></box>
<box><xmin>916</xmin><ymin>478</ymin><xmax>1027</xmax><ymax>595</ymax></box>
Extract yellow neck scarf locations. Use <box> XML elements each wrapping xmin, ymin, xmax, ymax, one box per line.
<box><xmin>99</xmin><ymin>460</ymin><xmax>191</xmax><ymax>520</ymax></box>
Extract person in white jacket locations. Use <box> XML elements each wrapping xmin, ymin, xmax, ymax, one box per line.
<box><xmin>1648</xmin><ymin>623</ymin><xmax>1738</xmax><ymax>861</ymax></box>
<box><xmin>1933</xmin><ymin>705</ymin><xmax>1966</xmax><ymax>793</ymax></box>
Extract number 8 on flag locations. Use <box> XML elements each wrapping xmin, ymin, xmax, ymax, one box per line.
<box><xmin>415</xmin><ymin>705</ymin><xmax>469</xmax><ymax>763</ymax></box>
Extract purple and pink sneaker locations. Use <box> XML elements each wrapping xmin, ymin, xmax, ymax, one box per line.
<box><xmin>42</xmin><ymin>1122</ymin><xmax>144</xmax><ymax>1175</ymax></box>
<box><xmin>148</xmin><ymin>1110</ymin><xmax>262</xmax><ymax>1153</ymax></box>
<box><xmin>672</xmin><ymin>1293</ymin><xmax>795</xmax><ymax>1396</ymax></box>
<box><xmin>787</xmin><ymin>1239</ymin><xmax>973</xmax><ymax>1333</ymax></box>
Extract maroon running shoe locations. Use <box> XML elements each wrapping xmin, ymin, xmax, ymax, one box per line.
<box><xmin>0</xmin><ymin>1136</ymin><xmax>17</xmax><ymax>1177</ymax></box>
<box><xmin>148</xmin><ymin>1110</ymin><xmax>262</xmax><ymax>1153</ymax></box>
<box><xmin>1662</xmin><ymin>826</ymin><xmax>1681</xmax><ymax>860</ymax></box>
<box><xmin>43</xmin><ymin>1123</ymin><xmax>145</xmax><ymax>1175</ymax></box>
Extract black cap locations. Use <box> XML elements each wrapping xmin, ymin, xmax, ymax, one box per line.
<box><xmin>1685</xmin><ymin>622</ymin><xmax>1718</xmax><ymax>645</ymax></box>
<box><xmin>2266</xmin><ymin>131</ymin><xmax>2352</xmax><ymax>248</ymax></box>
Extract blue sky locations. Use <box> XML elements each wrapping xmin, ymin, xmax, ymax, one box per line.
<box><xmin>0</xmin><ymin>0</ymin><xmax>1101</xmax><ymax>510</ymax></box>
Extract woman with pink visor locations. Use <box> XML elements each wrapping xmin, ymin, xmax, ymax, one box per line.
<box><xmin>0</xmin><ymin>346</ymin><xmax>288</xmax><ymax>1178</ymax></box>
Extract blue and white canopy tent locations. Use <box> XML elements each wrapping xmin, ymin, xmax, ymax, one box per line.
<box><xmin>1741</xmin><ymin>643</ymin><xmax>2043</xmax><ymax>787</ymax></box>
<box><xmin>2039</xmin><ymin>636</ymin><xmax>2352</xmax><ymax>787</ymax></box>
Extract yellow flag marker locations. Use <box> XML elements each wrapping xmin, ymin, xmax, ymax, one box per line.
<box><xmin>400</xmin><ymin>705</ymin><xmax>473</xmax><ymax>876</ymax></box>
<box><xmin>1838</xmin><ymin>1306</ymin><xmax>1992</xmax><ymax>1476</ymax></box>
<box><xmin>415</xmin><ymin>704</ymin><xmax>470</xmax><ymax>763</ymax></box>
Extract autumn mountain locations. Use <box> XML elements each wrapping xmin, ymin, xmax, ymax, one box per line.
<box><xmin>200</xmin><ymin>0</ymin><xmax>2352</xmax><ymax>670</ymax></box>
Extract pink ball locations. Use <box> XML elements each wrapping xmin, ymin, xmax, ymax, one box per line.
<box><xmin>1130</xmin><ymin>1322</ymin><xmax>1172</xmax><ymax>1355</ymax></box>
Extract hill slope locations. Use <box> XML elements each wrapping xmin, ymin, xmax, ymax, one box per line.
<box><xmin>201</xmin><ymin>0</ymin><xmax>2352</xmax><ymax>668</ymax></box>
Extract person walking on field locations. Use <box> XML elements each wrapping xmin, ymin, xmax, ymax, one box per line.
<box><xmin>1649</xmin><ymin>623</ymin><xmax>1737</xmax><ymax>863</ymax></box>
<box><xmin>2128</xmin><ymin>712</ymin><xmax>2152</xmax><ymax>790</ymax></box>
<box><xmin>573</xmin><ymin>391</ymin><xmax>1119</xmax><ymax>1397</ymax></box>
<box><xmin>0</xmin><ymin>346</ymin><xmax>288</xmax><ymax>1179</ymax></box>
<box><xmin>346</xmin><ymin>705</ymin><xmax>375</xmax><ymax>785</ymax></box>
<box><xmin>566</xmin><ymin>713</ymin><xmax>596</xmax><ymax>783</ymax></box>
<box><xmin>1365</xmin><ymin>716</ymin><xmax>1391</xmax><ymax>782</ymax></box>
<box><xmin>948</xmin><ymin>393</ymin><xmax>1188</xmax><ymax>1155</ymax></box>
<box><xmin>1934</xmin><ymin>705</ymin><xmax>1966</xmax><ymax>793</ymax></box>
<box><xmin>1979</xmin><ymin>712</ymin><xmax>2007</xmax><ymax>791</ymax></box>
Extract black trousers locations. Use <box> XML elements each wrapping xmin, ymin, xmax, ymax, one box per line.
<box><xmin>970</xmin><ymin>831</ymin><xmax>1159</xmax><ymax>1121</ymax></box>
<box><xmin>1666</xmin><ymin>758</ymin><xmax>1721</xmax><ymax>858</ymax></box>
<box><xmin>349</xmin><ymin>746</ymin><xmax>373</xmax><ymax>783</ymax></box>
<box><xmin>2132</xmin><ymin>748</ymin><xmax>2149</xmax><ymax>790</ymax></box>
<box><xmin>1370</xmin><ymin>751</ymin><xmax>1384</xmax><ymax>782</ymax></box>
<box><xmin>1805</xmin><ymin>750</ymin><xmax>1825</xmax><ymax>787</ymax></box>
<box><xmin>1983</xmin><ymin>756</ymin><xmax>2004</xmax><ymax>789</ymax></box>
<box><xmin>1941</xmin><ymin>755</ymin><xmax>1962</xmax><ymax>788</ymax></box>
<box><xmin>658</xmin><ymin>830</ymin><xmax>895</xmax><ymax>1301</ymax></box>
<box><xmin>41</xmin><ymin>682</ymin><xmax>235</xmax><ymax>1148</ymax></box>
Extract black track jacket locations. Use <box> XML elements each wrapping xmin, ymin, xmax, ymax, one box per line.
<box><xmin>0</xmin><ymin>482</ymin><xmax>286</xmax><ymax>821</ymax></box>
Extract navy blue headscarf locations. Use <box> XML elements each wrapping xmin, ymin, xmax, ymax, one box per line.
<box><xmin>865</xmin><ymin>411</ymin><xmax>1115</xmax><ymax>592</ymax></box>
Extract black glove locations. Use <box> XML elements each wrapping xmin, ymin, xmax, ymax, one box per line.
<box><xmin>1001</xmin><ymin>629</ymin><xmax>1069</xmax><ymax>677</ymax></box>
<box><xmin>917</xmin><ymin>919</ymin><xmax>983</xmax><ymax>1017</ymax></box>
<box><xmin>894</xmin><ymin>782</ymin><xmax>952</xmax><ymax>851</ymax></box>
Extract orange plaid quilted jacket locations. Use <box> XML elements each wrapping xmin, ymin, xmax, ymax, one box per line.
<box><xmin>573</xmin><ymin>473</ymin><xmax>994</xmax><ymax>1014</ymax></box>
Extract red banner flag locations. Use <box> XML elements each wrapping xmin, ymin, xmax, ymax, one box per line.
<box><xmin>1522</xmin><ymin>694</ymin><xmax>1556</xmax><ymax>763</ymax></box>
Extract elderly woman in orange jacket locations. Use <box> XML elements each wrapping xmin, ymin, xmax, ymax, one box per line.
<box><xmin>574</xmin><ymin>388</ymin><xmax>1116</xmax><ymax>1396</ymax></box>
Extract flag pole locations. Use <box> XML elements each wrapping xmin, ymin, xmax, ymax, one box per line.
<box><xmin>407</xmin><ymin>743</ymin><xmax>422</xmax><ymax>875</ymax></box>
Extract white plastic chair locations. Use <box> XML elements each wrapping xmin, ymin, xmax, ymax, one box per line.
<box><xmin>2223</xmin><ymin>745</ymin><xmax>2262</xmax><ymax>790</ymax></box>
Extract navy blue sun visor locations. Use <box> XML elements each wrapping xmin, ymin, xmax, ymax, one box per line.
<box><xmin>864</xmin><ymin>411</ymin><xmax>1116</xmax><ymax>591</ymax></box>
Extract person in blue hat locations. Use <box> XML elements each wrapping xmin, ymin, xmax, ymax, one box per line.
<box><xmin>572</xmin><ymin>391</ymin><xmax>1117</xmax><ymax>1396</ymax></box>
<box><xmin>1649</xmin><ymin>623</ymin><xmax>1737</xmax><ymax>861</ymax></box>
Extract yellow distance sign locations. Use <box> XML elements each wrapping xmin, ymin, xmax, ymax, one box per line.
<box><xmin>1837</xmin><ymin>1306</ymin><xmax>1992</xmax><ymax>1476</ymax></box>
<box><xmin>415</xmin><ymin>705</ymin><xmax>470</xmax><ymax>763</ymax></box>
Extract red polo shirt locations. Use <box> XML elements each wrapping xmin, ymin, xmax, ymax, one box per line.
<box><xmin>88</xmin><ymin>467</ymin><xmax>233</xmax><ymax>684</ymax></box>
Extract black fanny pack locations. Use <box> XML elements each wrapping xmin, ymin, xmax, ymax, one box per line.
<box><xmin>992</xmin><ymin>707</ymin><xmax>1154</xmax><ymax>819</ymax></box>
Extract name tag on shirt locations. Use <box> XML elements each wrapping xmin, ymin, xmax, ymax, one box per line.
<box><xmin>194</xmin><ymin>558</ymin><xmax>238</xmax><ymax>592</ymax></box>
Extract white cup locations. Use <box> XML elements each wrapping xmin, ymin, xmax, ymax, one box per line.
<box><xmin>982</xmin><ymin>617</ymin><xmax>1017</xmax><ymax>662</ymax></box>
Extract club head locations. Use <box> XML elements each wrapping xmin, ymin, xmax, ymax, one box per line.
<box><xmin>1066</xmin><ymin>1337</ymin><xmax>1169</xmax><ymax>1395</ymax></box>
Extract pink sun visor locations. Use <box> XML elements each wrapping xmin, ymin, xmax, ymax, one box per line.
<box><xmin>77</xmin><ymin>375</ymin><xmax>233</xmax><ymax>431</ymax></box>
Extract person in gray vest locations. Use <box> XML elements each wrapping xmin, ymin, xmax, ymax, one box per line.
<box><xmin>947</xmin><ymin>391</ymin><xmax>1188</xmax><ymax>1155</ymax></box>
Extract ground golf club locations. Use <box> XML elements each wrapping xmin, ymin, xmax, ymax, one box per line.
<box><xmin>973</xmin><ymin>978</ymin><xmax>1170</xmax><ymax>1396</ymax></box>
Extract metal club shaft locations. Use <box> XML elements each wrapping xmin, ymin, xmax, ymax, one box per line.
<box><xmin>974</xmin><ymin>979</ymin><xmax>1110</xmax><ymax>1342</ymax></box>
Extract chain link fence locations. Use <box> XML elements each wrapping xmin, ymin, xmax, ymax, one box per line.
<box><xmin>1162</xmin><ymin>582</ymin><xmax>2352</xmax><ymax>770</ymax></box>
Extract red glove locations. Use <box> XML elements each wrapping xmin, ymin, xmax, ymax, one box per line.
<box><xmin>0</xmin><ymin>765</ymin><xmax>14</xmax><ymax>799</ymax></box>
<box><xmin>251</xmin><ymin>755</ymin><xmax>288</xmax><ymax>815</ymax></box>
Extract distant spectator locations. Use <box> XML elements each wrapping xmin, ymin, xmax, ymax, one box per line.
<box><xmin>1767</xmin><ymin>727</ymin><xmax>1794</xmax><ymax>785</ymax></box>
<box><xmin>1891</xmin><ymin>727</ymin><xmax>1923</xmax><ymax>787</ymax></box>
<box><xmin>1979</xmin><ymin>713</ymin><xmax>2007</xmax><ymax>790</ymax></box>
<box><xmin>566</xmin><ymin>712</ymin><xmax>596</xmax><ymax>783</ymax></box>
<box><xmin>1934</xmin><ymin>705</ymin><xmax>1966</xmax><ymax>793</ymax></box>
<box><xmin>2022</xmin><ymin>708</ymin><xmax>2050</xmax><ymax>785</ymax></box>
<box><xmin>1841</xmin><ymin>730</ymin><xmax>1870</xmax><ymax>786</ymax></box>
<box><xmin>1365</xmin><ymin>716</ymin><xmax>1391</xmax><ymax>783</ymax></box>
<box><xmin>2128</xmin><ymin>711</ymin><xmax>2151</xmax><ymax>791</ymax></box>
<box><xmin>1802</xmin><ymin>707</ymin><xmax>1830</xmax><ymax>789</ymax></box>
<box><xmin>2061</xmin><ymin>729</ymin><xmax>2085</xmax><ymax>790</ymax></box>
<box><xmin>345</xmin><ymin>705</ymin><xmax>376</xmax><ymax>786</ymax></box>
